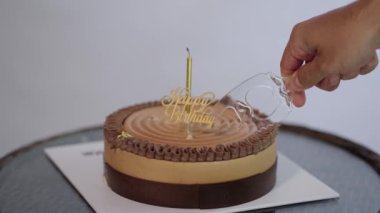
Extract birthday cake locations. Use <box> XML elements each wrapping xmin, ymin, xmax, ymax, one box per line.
<box><xmin>103</xmin><ymin>100</ymin><xmax>278</xmax><ymax>209</ymax></box>
<box><xmin>103</xmin><ymin>50</ymin><xmax>290</xmax><ymax>209</ymax></box>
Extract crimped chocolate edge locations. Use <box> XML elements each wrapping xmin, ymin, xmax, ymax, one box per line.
<box><xmin>104</xmin><ymin>159</ymin><xmax>277</xmax><ymax>209</ymax></box>
<box><xmin>104</xmin><ymin>101</ymin><xmax>279</xmax><ymax>162</ymax></box>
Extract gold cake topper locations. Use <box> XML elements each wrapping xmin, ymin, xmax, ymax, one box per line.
<box><xmin>161</xmin><ymin>88</ymin><xmax>216</xmax><ymax>127</ymax></box>
<box><xmin>161</xmin><ymin>48</ymin><xmax>216</xmax><ymax>128</ymax></box>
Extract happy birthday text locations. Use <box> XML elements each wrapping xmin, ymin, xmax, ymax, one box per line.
<box><xmin>161</xmin><ymin>88</ymin><xmax>216</xmax><ymax>127</ymax></box>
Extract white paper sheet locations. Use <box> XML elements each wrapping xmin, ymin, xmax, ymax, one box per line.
<box><xmin>45</xmin><ymin>141</ymin><xmax>339</xmax><ymax>213</ymax></box>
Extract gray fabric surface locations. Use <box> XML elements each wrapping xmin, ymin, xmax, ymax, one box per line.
<box><xmin>0</xmin><ymin>127</ymin><xmax>379</xmax><ymax>213</ymax></box>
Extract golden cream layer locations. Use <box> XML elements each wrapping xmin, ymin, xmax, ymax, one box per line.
<box><xmin>104</xmin><ymin>141</ymin><xmax>277</xmax><ymax>184</ymax></box>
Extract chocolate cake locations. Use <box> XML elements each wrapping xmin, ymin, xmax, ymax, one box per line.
<box><xmin>103</xmin><ymin>101</ymin><xmax>278</xmax><ymax>209</ymax></box>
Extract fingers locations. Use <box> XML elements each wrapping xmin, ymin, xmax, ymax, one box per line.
<box><xmin>297</xmin><ymin>58</ymin><xmax>329</xmax><ymax>89</ymax></box>
<box><xmin>289</xmin><ymin>90</ymin><xmax>306</xmax><ymax>107</ymax></box>
<box><xmin>341</xmin><ymin>53</ymin><xmax>378</xmax><ymax>80</ymax></box>
<box><xmin>283</xmin><ymin>72</ymin><xmax>306</xmax><ymax>107</ymax></box>
<box><xmin>307</xmin><ymin>53</ymin><xmax>377</xmax><ymax>91</ymax></box>
<box><xmin>281</xmin><ymin>43</ymin><xmax>314</xmax><ymax>77</ymax></box>
<box><xmin>296</xmin><ymin>53</ymin><xmax>378</xmax><ymax>93</ymax></box>
<box><xmin>280</xmin><ymin>25</ymin><xmax>315</xmax><ymax>78</ymax></box>
<box><xmin>359</xmin><ymin>53</ymin><xmax>378</xmax><ymax>75</ymax></box>
<box><xmin>316</xmin><ymin>74</ymin><xmax>341</xmax><ymax>91</ymax></box>
<box><xmin>286</xmin><ymin>57</ymin><xmax>326</xmax><ymax>93</ymax></box>
<box><xmin>280</xmin><ymin>27</ymin><xmax>316</xmax><ymax>107</ymax></box>
<box><xmin>280</xmin><ymin>44</ymin><xmax>304</xmax><ymax>77</ymax></box>
<box><xmin>340</xmin><ymin>72</ymin><xmax>359</xmax><ymax>80</ymax></box>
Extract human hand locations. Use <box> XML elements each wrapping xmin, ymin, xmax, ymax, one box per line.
<box><xmin>281</xmin><ymin>0</ymin><xmax>380</xmax><ymax>107</ymax></box>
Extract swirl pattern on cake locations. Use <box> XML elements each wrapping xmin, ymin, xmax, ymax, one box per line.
<box><xmin>104</xmin><ymin>101</ymin><xmax>278</xmax><ymax>162</ymax></box>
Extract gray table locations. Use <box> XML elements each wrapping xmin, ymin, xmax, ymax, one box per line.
<box><xmin>0</xmin><ymin>124</ymin><xmax>379</xmax><ymax>213</ymax></box>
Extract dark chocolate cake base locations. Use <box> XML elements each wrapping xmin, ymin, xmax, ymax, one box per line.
<box><xmin>104</xmin><ymin>160</ymin><xmax>277</xmax><ymax>209</ymax></box>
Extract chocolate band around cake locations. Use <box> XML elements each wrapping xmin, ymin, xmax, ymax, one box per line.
<box><xmin>104</xmin><ymin>159</ymin><xmax>276</xmax><ymax>209</ymax></box>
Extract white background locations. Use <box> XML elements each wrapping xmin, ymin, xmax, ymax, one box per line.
<box><xmin>1</xmin><ymin>0</ymin><xmax>379</xmax><ymax>157</ymax></box>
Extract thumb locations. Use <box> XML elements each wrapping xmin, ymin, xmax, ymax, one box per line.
<box><xmin>287</xmin><ymin>57</ymin><xmax>326</xmax><ymax>91</ymax></box>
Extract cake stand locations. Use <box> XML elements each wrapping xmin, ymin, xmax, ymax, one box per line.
<box><xmin>0</xmin><ymin>124</ymin><xmax>379</xmax><ymax>212</ymax></box>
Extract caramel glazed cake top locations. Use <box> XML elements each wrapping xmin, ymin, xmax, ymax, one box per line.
<box><xmin>104</xmin><ymin>101</ymin><xmax>278</xmax><ymax>162</ymax></box>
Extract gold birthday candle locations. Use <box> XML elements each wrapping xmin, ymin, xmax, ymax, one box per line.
<box><xmin>186</xmin><ymin>48</ymin><xmax>192</xmax><ymax>113</ymax></box>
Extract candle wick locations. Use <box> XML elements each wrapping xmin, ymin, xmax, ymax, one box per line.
<box><xmin>186</xmin><ymin>48</ymin><xmax>190</xmax><ymax>56</ymax></box>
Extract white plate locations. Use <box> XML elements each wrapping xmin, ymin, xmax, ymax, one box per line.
<box><xmin>45</xmin><ymin>141</ymin><xmax>339</xmax><ymax>213</ymax></box>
